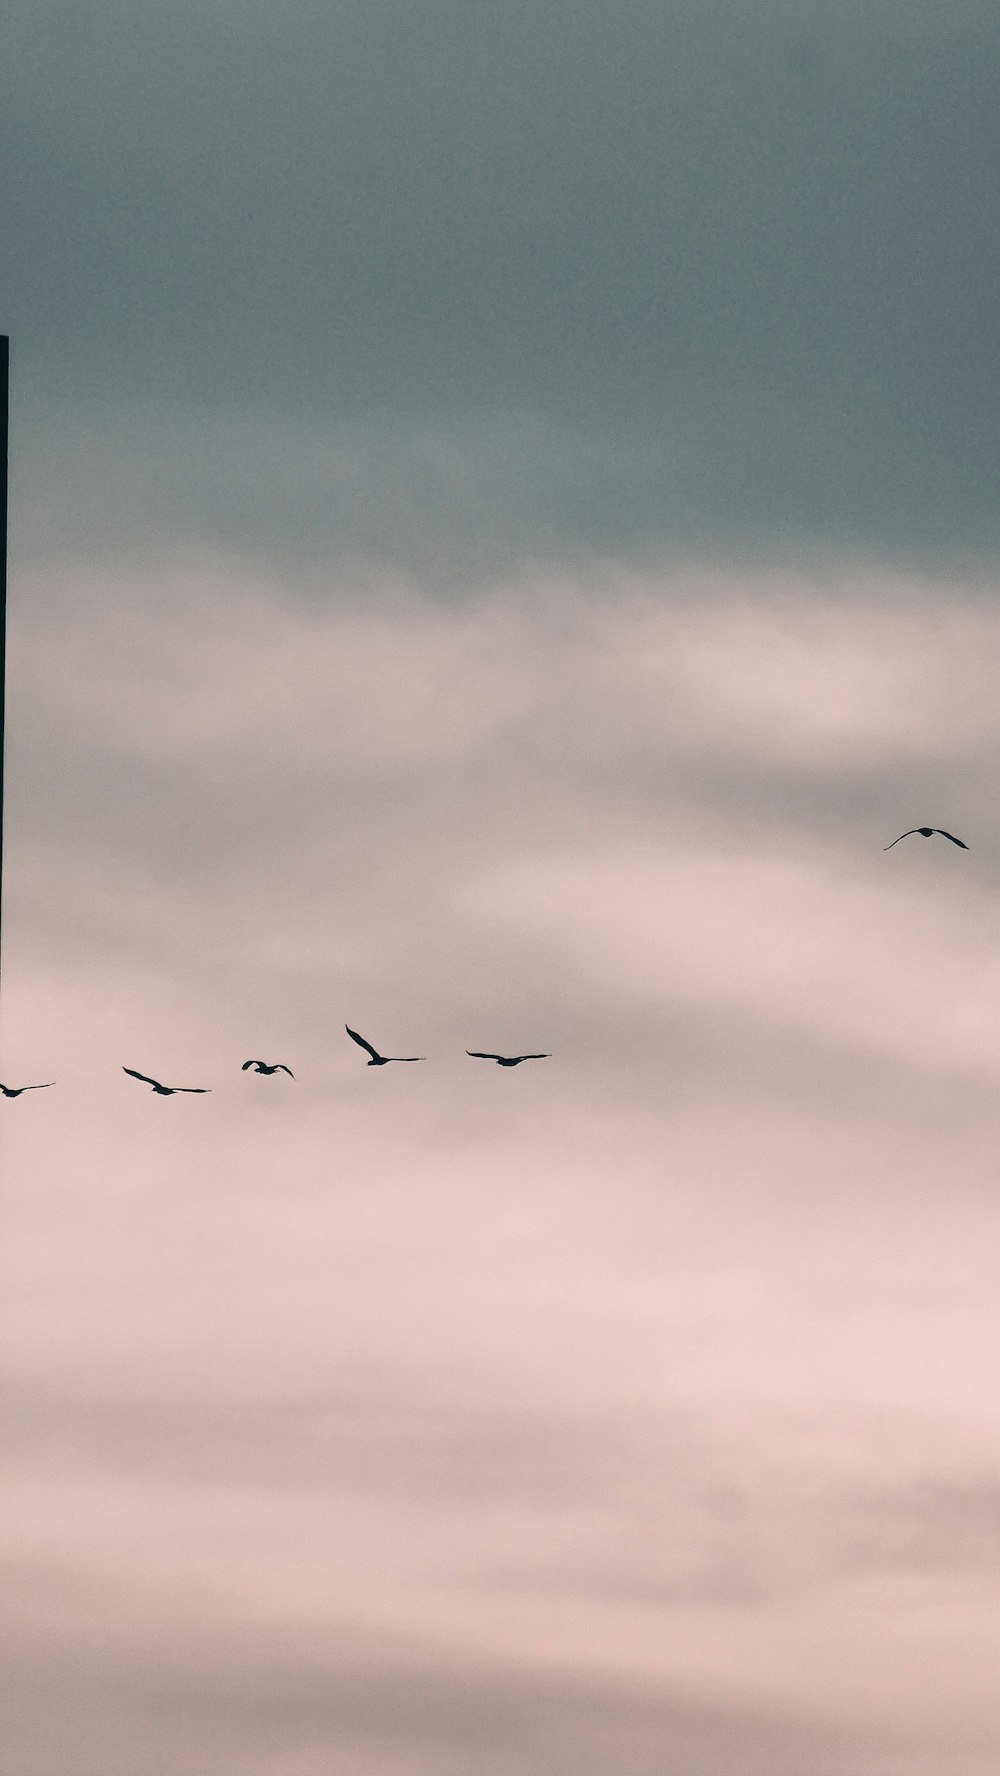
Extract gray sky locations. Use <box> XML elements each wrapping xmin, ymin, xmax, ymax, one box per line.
<box><xmin>4</xmin><ymin>0</ymin><xmax>1000</xmax><ymax>573</ymax></box>
<box><xmin>3</xmin><ymin>6</ymin><xmax>1000</xmax><ymax>1774</ymax></box>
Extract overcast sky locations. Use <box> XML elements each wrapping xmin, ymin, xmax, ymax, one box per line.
<box><xmin>3</xmin><ymin>5</ymin><xmax>1000</xmax><ymax>1774</ymax></box>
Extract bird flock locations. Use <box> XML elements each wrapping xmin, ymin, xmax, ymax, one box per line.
<box><xmin>0</xmin><ymin>1028</ymin><xmax>550</xmax><ymax>1098</ymax></box>
<box><xmin>0</xmin><ymin>827</ymin><xmax>969</xmax><ymax>1098</ymax></box>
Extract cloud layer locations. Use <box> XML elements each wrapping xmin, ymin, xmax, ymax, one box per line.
<box><xmin>4</xmin><ymin>559</ymin><xmax>1000</xmax><ymax>1771</ymax></box>
<box><xmin>5</xmin><ymin>0</ymin><xmax>1000</xmax><ymax>567</ymax></box>
<box><xmin>4</xmin><ymin>3</ymin><xmax>1000</xmax><ymax>1764</ymax></box>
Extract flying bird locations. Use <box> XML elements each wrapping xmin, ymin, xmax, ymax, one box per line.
<box><xmin>242</xmin><ymin>1060</ymin><xmax>294</xmax><ymax>1077</ymax></box>
<box><xmin>466</xmin><ymin>1051</ymin><xmax>550</xmax><ymax>1067</ymax></box>
<box><xmin>0</xmin><ymin>1081</ymin><xmax>54</xmax><ymax>1097</ymax></box>
<box><xmin>883</xmin><ymin>827</ymin><xmax>969</xmax><ymax>851</ymax></box>
<box><xmin>123</xmin><ymin>1068</ymin><xmax>210</xmax><ymax>1095</ymax></box>
<box><xmin>345</xmin><ymin>1026</ymin><xmax>424</xmax><ymax>1065</ymax></box>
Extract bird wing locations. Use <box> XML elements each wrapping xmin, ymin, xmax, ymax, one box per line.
<box><xmin>276</xmin><ymin>1065</ymin><xmax>295</xmax><ymax>1077</ymax></box>
<box><xmin>242</xmin><ymin>1060</ymin><xmax>264</xmax><ymax>1071</ymax></box>
<box><xmin>937</xmin><ymin>830</ymin><xmax>969</xmax><ymax>848</ymax></box>
<box><xmin>389</xmin><ymin>1057</ymin><xmax>425</xmax><ymax>1063</ymax></box>
<box><xmin>123</xmin><ymin>1067</ymin><xmax>161</xmax><ymax>1087</ymax></box>
<box><xmin>883</xmin><ymin>830</ymin><xmax>921</xmax><ymax>849</ymax></box>
<box><xmin>515</xmin><ymin>1054</ymin><xmax>550</xmax><ymax>1061</ymax></box>
<box><xmin>176</xmin><ymin>1087</ymin><xmax>210</xmax><ymax>1093</ymax></box>
<box><xmin>25</xmin><ymin>1082</ymin><xmax>56</xmax><ymax>1090</ymax></box>
<box><xmin>346</xmin><ymin>1026</ymin><xmax>382</xmax><ymax>1061</ymax></box>
<box><xmin>467</xmin><ymin>1051</ymin><xmax>503</xmax><ymax>1060</ymax></box>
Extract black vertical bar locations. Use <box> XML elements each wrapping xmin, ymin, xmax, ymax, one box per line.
<box><xmin>0</xmin><ymin>336</ymin><xmax>8</xmax><ymax>1014</ymax></box>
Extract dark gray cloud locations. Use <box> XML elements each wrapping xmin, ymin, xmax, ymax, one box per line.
<box><xmin>3</xmin><ymin>0</ymin><xmax>1000</xmax><ymax>569</ymax></box>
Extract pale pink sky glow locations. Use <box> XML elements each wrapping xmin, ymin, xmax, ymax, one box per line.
<box><xmin>3</xmin><ymin>553</ymin><xmax>1000</xmax><ymax>1772</ymax></box>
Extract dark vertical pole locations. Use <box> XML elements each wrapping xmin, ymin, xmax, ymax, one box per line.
<box><xmin>0</xmin><ymin>336</ymin><xmax>8</xmax><ymax>1015</ymax></box>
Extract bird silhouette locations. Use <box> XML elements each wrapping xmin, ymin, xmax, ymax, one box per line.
<box><xmin>466</xmin><ymin>1051</ymin><xmax>550</xmax><ymax>1067</ymax></box>
<box><xmin>242</xmin><ymin>1060</ymin><xmax>294</xmax><ymax>1077</ymax></box>
<box><xmin>0</xmin><ymin>1081</ymin><xmax>54</xmax><ymax>1097</ymax></box>
<box><xmin>884</xmin><ymin>827</ymin><xmax>969</xmax><ymax>850</ymax></box>
<box><xmin>345</xmin><ymin>1026</ymin><xmax>424</xmax><ymax>1065</ymax></box>
<box><xmin>123</xmin><ymin>1068</ymin><xmax>209</xmax><ymax>1095</ymax></box>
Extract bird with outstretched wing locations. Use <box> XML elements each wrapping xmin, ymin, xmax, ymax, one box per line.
<box><xmin>123</xmin><ymin>1068</ymin><xmax>209</xmax><ymax>1095</ymax></box>
<box><xmin>346</xmin><ymin>1027</ymin><xmax>424</xmax><ymax>1065</ymax></box>
<box><xmin>466</xmin><ymin>1051</ymin><xmax>550</xmax><ymax>1067</ymax></box>
<box><xmin>884</xmin><ymin>827</ymin><xmax>968</xmax><ymax>850</ymax></box>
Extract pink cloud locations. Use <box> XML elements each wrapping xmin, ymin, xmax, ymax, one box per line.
<box><xmin>4</xmin><ymin>557</ymin><xmax>1000</xmax><ymax>1771</ymax></box>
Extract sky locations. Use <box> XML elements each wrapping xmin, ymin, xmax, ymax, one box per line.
<box><xmin>2</xmin><ymin>4</ymin><xmax>1000</xmax><ymax>1772</ymax></box>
